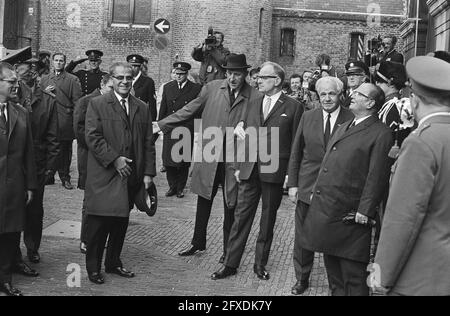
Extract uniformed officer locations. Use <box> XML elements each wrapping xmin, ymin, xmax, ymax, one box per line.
<box><xmin>159</xmin><ymin>62</ymin><xmax>201</xmax><ymax>198</ymax></box>
<box><xmin>342</xmin><ymin>60</ymin><xmax>369</xmax><ymax>108</ymax></box>
<box><xmin>373</xmin><ymin>56</ymin><xmax>450</xmax><ymax>296</ymax></box>
<box><xmin>126</xmin><ymin>54</ymin><xmax>157</xmax><ymax>122</ymax></box>
<box><xmin>37</xmin><ymin>50</ymin><xmax>51</xmax><ymax>77</ymax></box>
<box><xmin>66</xmin><ymin>50</ymin><xmax>108</xmax><ymax>96</ymax></box>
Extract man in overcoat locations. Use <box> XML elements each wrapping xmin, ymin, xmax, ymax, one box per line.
<box><xmin>287</xmin><ymin>77</ymin><xmax>354</xmax><ymax>295</ymax></box>
<box><xmin>0</xmin><ymin>62</ymin><xmax>38</xmax><ymax>296</ymax></box>
<box><xmin>84</xmin><ymin>62</ymin><xmax>156</xmax><ymax>285</ymax></box>
<box><xmin>73</xmin><ymin>74</ymin><xmax>114</xmax><ymax>254</ymax></box>
<box><xmin>159</xmin><ymin>62</ymin><xmax>202</xmax><ymax>198</ymax></box>
<box><xmin>40</xmin><ymin>53</ymin><xmax>83</xmax><ymax>189</ymax></box>
<box><xmin>373</xmin><ymin>56</ymin><xmax>450</xmax><ymax>296</ymax></box>
<box><xmin>211</xmin><ymin>62</ymin><xmax>303</xmax><ymax>280</ymax></box>
<box><xmin>300</xmin><ymin>83</ymin><xmax>393</xmax><ymax>296</ymax></box>
<box><xmin>154</xmin><ymin>54</ymin><xmax>261</xmax><ymax>262</ymax></box>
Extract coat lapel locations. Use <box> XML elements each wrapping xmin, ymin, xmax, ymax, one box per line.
<box><xmin>7</xmin><ymin>102</ymin><xmax>19</xmax><ymax>140</ymax></box>
<box><xmin>263</xmin><ymin>93</ymin><xmax>286</xmax><ymax>125</ymax></box>
<box><xmin>133</xmin><ymin>75</ymin><xmax>143</xmax><ymax>90</ymax></box>
<box><xmin>231</xmin><ymin>84</ymin><xmax>251</xmax><ymax>111</ymax></box>
<box><xmin>128</xmin><ymin>96</ymin><xmax>140</xmax><ymax>126</ymax></box>
<box><xmin>331</xmin><ymin>115</ymin><xmax>378</xmax><ymax>147</ymax></box>
<box><xmin>107</xmin><ymin>91</ymin><xmax>129</xmax><ymax>125</ymax></box>
<box><xmin>220</xmin><ymin>80</ymin><xmax>231</xmax><ymax>107</ymax></box>
<box><xmin>313</xmin><ymin>109</ymin><xmax>325</xmax><ymax>148</ymax></box>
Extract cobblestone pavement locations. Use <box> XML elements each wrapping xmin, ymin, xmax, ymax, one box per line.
<box><xmin>14</xmin><ymin>139</ymin><xmax>329</xmax><ymax>296</ymax></box>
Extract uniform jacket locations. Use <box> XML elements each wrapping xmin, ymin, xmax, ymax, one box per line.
<box><xmin>159</xmin><ymin>80</ymin><xmax>261</xmax><ymax>208</ymax></box>
<box><xmin>287</xmin><ymin>107</ymin><xmax>354</xmax><ymax>203</ymax></box>
<box><xmin>133</xmin><ymin>74</ymin><xmax>157</xmax><ymax>123</ymax></box>
<box><xmin>159</xmin><ymin>80</ymin><xmax>202</xmax><ymax>167</ymax></box>
<box><xmin>380</xmin><ymin>49</ymin><xmax>404</xmax><ymax>64</ymax></box>
<box><xmin>375</xmin><ymin>114</ymin><xmax>450</xmax><ymax>296</ymax></box>
<box><xmin>192</xmin><ymin>45</ymin><xmax>230</xmax><ymax>85</ymax></box>
<box><xmin>84</xmin><ymin>91</ymin><xmax>156</xmax><ymax>218</ymax></box>
<box><xmin>74</xmin><ymin>89</ymin><xmax>102</xmax><ymax>189</ymax></box>
<box><xmin>236</xmin><ymin>93</ymin><xmax>304</xmax><ymax>184</ymax></box>
<box><xmin>40</xmin><ymin>71</ymin><xmax>83</xmax><ymax>140</ymax></box>
<box><xmin>299</xmin><ymin>115</ymin><xmax>393</xmax><ymax>263</ymax></box>
<box><xmin>74</xmin><ymin>69</ymin><xmax>108</xmax><ymax>96</ymax></box>
<box><xmin>0</xmin><ymin>102</ymin><xmax>38</xmax><ymax>234</ymax></box>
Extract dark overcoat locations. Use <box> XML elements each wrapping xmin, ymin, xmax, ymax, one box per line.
<box><xmin>159</xmin><ymin>80</ymin><xmax>202</xmax><ymax>167</ymax></box>
<box><xmin>0</xmin><ymin>102</ymin><xmax>38</xmax><ymax>234</ymax></box>
<box><xmin>159</xmin><ymin>80</ymin><xmax>261</xmax><ymax>208</ymax></box>
<box><xmin>40</xmin><ymin>71</ymin><xmax>83</xmax><ymax>140</ymax></box>
<box><xmin>299</xmin><ymin>115</ymin><xmax>393</xmax><ymax>263</ymax></box>
<box><xmin>84</xmin><ymin>91</ymin><xmax>156</xmax><ymax>218</ymax></box>
<box><xmin>133</xmin><ymin>74</ymin><xmax>157</xmax><ymax>123</ymax></box>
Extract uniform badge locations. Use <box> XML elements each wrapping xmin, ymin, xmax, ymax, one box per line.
<box><xmin>207</xmin><ymin>65</ymin><xmax>213</xmax><ymax>73</ymax></box>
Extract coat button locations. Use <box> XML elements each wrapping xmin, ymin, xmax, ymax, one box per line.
<box><xmin>323</xmin><ymin>168</ymin><xmax>328</xmax><ymax>173</ymax></box>
<box><xmin>332</xmin><ymin>147</ymin><xmax>337</xmax><ymax>151</ymax></box>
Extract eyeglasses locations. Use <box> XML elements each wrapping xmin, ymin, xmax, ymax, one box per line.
<box><xmin>257</xmin><ymin>75</ymin><xmax>278</xmax><ymax>80</ymax></box>
<box><xmin>112</xmin><ymin>76</ymin><xmax>133</xmax><ymax>82</ymax></box>
<box><xmin>0</xmin><ymin>78</ymin><xmax>18</xmax><ymax>85</ymax></box>
<box><xmin>352</xmin><ymin>91</ymin><xmax>373</xmax><ymax>100</ymax></box>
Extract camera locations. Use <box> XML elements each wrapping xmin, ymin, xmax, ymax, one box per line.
<box><xmin>365</xmin><ymin>35</ymin><xmax>383</xmax><ymax>67</ymax></box>
<box><xmin>205</xmin><ymin>27</ymin><xmax>217</xmax><ymax>46</ymax></box>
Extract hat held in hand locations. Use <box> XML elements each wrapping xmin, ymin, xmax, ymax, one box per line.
<box><xmin>135</xmin><ymin>182</ymin><xmax>158</xmax><ymax>217</ymax></box>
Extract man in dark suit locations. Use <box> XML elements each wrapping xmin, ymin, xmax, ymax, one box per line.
<box><xmin>300</xmin><ymin>83</ymin><xmax>393</xmax><ymax>296</ymax></box>
<box><xmin>66</xmin><ymin>50</ymin><xmax>108</xmax><ymax>96</ymax></box>
<box><xmin>287</xmin><ymin>77</ymin><xmax>354</xmax><ymax>295</ymax></box>
<box><xmin>379</xmin><ymin>35</ymin><xmax>404</xmax><ymax>64</ymax></box>
<box><xmin>211</xmin><ymin>62</ymin><xmax>303</xmax><ymax>281</ymax></box>
<box><xmin>73</xmin><ymin>74</ymin><xmax>114</xmax><ymax>254</ymax></box>
<box><xmin>159</xmin><ymin>62</ymin><xmax>202</xmax><ymax>198</ymax></box>
<box><xmin>40</xmin><ymin>53</ymin><xmax>83</xmax><ymax>190</ymax></box>
<box><xmin>127</xmin><ymin>55</ymin><xmax>157</xmax><ymax>122</ymax></box>
<box><xmin>84</xmin><ymin>62</ymin><xmax>156</xmax><ymax>285</ymax></box>
<box><xmin>0</xmin><ymin>62</ymin><xmax>38</xmax><ymax>296</ymax></box>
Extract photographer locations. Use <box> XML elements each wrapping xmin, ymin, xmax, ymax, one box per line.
<box><xmin>191</xmin><ymin>29</ymin><xmax>230</xmax><ymax>85</ymax></box>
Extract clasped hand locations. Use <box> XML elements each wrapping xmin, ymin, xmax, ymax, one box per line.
<box><xmin>114</xmin><ymin>156</ymin><xmax>133</xmax><ymax>178</ymax></box>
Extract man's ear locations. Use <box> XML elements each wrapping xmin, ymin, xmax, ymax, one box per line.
<box><xmin>366</xmin><ymin>99</ymin><xmax>376</xmax><ymax>111</ymax></box>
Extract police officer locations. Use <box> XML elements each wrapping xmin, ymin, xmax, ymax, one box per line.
<box><xmin>66</xmin><ymin>50</ymin><xmax>108</xmax><ymax>96</ymax></box>
<box><xmin>373</xmin><ymin>56</ymin><xmax>450</xmax><ymax>296</ymax></box>
<box><xmin>342</xmin><ymin>60</ymin><xmax>369</xmax><ymax>108</ymax></box>
<box><xmin>159</xmin><ymin>62</ymin><xmax>201</xmax><ymax>198</ymax></box>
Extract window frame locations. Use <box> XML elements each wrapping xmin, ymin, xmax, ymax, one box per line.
<box><xmin>110</xmin><ymin>0</ymin><xmax>152</xmax><ymax>27</ymax></box>
<box><xmin>349</xmin><ymin>32</ymin><xmax>365</xmax><ymax>60</ymax></box>
<box><xmin>280</xmin><ymin>28</ymin><xmax>296</xmax><ymax>57</ymax></box>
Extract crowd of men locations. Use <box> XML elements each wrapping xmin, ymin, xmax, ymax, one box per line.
<box><xmin>0</xmin><ymin>31</ymin><xmax>449</xmax><ymax>296</ymax></box>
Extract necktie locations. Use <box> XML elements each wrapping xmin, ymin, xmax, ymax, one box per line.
<box><xmin>179</xmin><ymin>83</ymin><xmax>182</xmax><ymax>90</ymax></box>
<box><xmin>229</xmin><ymin>89</ymin><xmax>236</xmax><ymax>106</ymax></box>
<box><xmin>324</xmin><ymin>113</ymin><xmax>331</xmax><ymax>147</ymax></box>
<box><xmin>348</xmin><ymin>121</ymin><xmax>356</xmax><ymax>130</ymax></box>
<box><xmin>0</xmin><ymin>103</ymin><xmax>8</xmax><ymax>134</ymax></box>
<box><xmin>263</xmin><ymin>97</ymin><xmax>272</xmax><ymax>120</ymax></box>
<box><xmin>120</xmin><ymin>99</ymin><xmax>128</xmax><ymax>116</ymax></box>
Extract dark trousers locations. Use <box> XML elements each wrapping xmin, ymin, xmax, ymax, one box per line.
<box><xmin>293</xmin><ymin>201</ymin><xmax>315</xmax><ymax>282</ymax></box>
<box><xmin>56</xmin><ymin>140</ymin><xmax>73</xmax><ymax>182</ymax></box>
<box><xmin>23</xmin><ymin>184</ymin><xmax>45</xmax><ymax>253</ymax></box>
<box><xmin>85</xmin><ymin>215</ymin><xmax>129</xmax><ymax>274</ymax></box>
<box><xmin>0</xmin><ymin>232</ymin><xmax>20</xmax><ymax>283</ymax></box>
<box><xmin>80</xmin><ymin>197</ymin><xmax>88</xmax><ymax>243</ymax></box>
<box><xmin>166</xmin><ymin>165</ymin><xmax>190</xmax><ymax>193</ymax></box>
<box><xmin>191</xmin><ymin>163</ymin><xmax>235</xmax><ymax>255</ymax></box>
<box><xmin>225</xmin><ymin>167</ymin><xmax>284</xmax><ymax>269</ymax></box>
<box><xmin>323</xmin><ymin>254</ymin><xmax>370</xmax><ymax>296</ymax></box>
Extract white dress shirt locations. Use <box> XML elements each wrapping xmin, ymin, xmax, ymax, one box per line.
<box><xmin>263</xmin><ymin>91</ymin><xmax>283</xmax><ymax>117</ymax></box>
<box><xmin>352</xmin><ymin>115</ymin><xmax>372</xmax><ymax>126</ymax></box>
<box><xmin>322</xmin><ymin>106</ymin><xmax>341</xmax><ymax>133</ymax></box>
<box><xmin>0</xmin><ymin>103</ymin><xmax>8</xmax><ymax>122</ymax></box>
<box><xmin>114</xmin><ymin>91</ymin><xmax>130</xmax><ymax>115</ymax></box>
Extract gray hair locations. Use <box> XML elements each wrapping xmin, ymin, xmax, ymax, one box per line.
<box><xmin>0</xmin><ymin>62</ymin><xmax>15</xmax><ymax>80</ymax></box>
<box><xmin>316</xmin><ymin>77</ymin><xmax>344</xmax><ymax>94</ymax></box>
<box><xmin>260</xmin><ymin>61</ymin><xmax>286</xmax><ymax>84</ymax></box>
<box><xmin>109</xmin><ymin>62</ymin><xmax>133</xmax><ymax>76</ymax></box>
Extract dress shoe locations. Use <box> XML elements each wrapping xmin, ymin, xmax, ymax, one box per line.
<box><xmin>177</xmin><ymin>191</ymin><xmax>185</xmax><ymax>198</ymax></box>
<box><xmin>0</xmin><ymin>283</ymin><xmax>23</xmax><ymax>296</ymax></box>
<box><xmin>105</xmin><ymin>267</ymin><xmax>135</xmax><ymax>278</ymax></box>
<box><xmin>254</xmin><ymin>265</ymin><xmax>270</xmax><ymax>280</ymax></box>
<box><xmin>211</xmin><ymin>266</ymin><xmax>237</xmax><ymax>280</ymax></box>
<box><xmin>62</xmin><ymin>181</ymin><xmax>74</xmax><ymax>190</ymax></box>
<box><xmin>13</xmin><ymin>263</ymin><xmax>39</xmax><ymax>277</ymax></box>
<box><xmin>219</xmin><ymin>254</ymin><xmax>226</xmax><ymax>264</ymax></box>
<box><xmin>27</xmin><ymin>251</ymin><xmax>40</xmax><ymax>264</ymax></box>
<box><xmin>165</xmin><ymin>188</ymin><xmax>177</xmax><ymax>197</ymax></box>
<box><xmin>178</xmin><ymin>245</ymin><xmax>205</xmax><ymax>256</ymax></box>
<box><xmin>80</xmin><ymin>242</ymin><xmax>87</xmax><ymax>254</ymax></box>
<box><xmin>291</xmin><ymin>280</ymin><xmax>310</xmax><ymax>295</ymax></box>
<box><xmin>88</xmin><ymin>272</ymin><xmax>105</xmax><ymax>284</ymax></box>
<box><xmin>160</xmin><ymin>166</ymin><xmax>166</xmax><ymax>173</ymax></box>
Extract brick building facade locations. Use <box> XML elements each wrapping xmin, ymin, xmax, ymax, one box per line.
<box><xmin>1</xmin><ymin>0</ymin><xmax>408</xmax><ymax>85</ymax></box>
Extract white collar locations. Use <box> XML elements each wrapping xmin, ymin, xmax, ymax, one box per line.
<box><xmin>322</xmin><ymin>106</ymin><xmax>341</xmax><ymax>119</ymax></box>
<box><xmin>353</xmin><ymin>114</ymin><xmax>372</xmax><ymax>126</ymax></box>
<box><xmin>264</xmin><ymin>90</ymin><xmax>283</xmax><ymax>103</ymax></box>
<box><xmin>133</xmin><ymin>71</ymin><xmax>142</xmax><ymax>84</ymax></box>
<box><xmin>114</xmin><ymin>91</ymin><xmax>129</xmax><ymax>103</ymax></box>
<box><xmin>419</xmin><ymin>112</ymin><xmax>450</xmax><ymax>127</ymax></box>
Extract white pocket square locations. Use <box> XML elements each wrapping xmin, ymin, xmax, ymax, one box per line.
<box><xmin>281</xmin><ymin>114</ymin><xmax>288</xmax><ymax>117</ymax></box>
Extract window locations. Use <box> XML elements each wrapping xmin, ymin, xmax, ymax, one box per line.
<box><xmin>350</xmin><ymin>33</ymin><xmax>365</xmax><ymax>60</ymax></box>
<box><xmin>111</xmin><ymin>0</ymin><xmax>151</xmax><ymax>25</ymax></box>
<box><xmin>280</xmin><ymin>28</ymin><xmax>296</xmax><ymax>57</ymax></box>
<box><xmin>259</xmin><ymin>8</ymin><xmax>264</xmax><ymax>38</ymax></box>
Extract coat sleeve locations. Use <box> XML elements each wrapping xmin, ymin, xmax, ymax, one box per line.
<box><xmin>71</xmin><ymin>77</ymin><xmax>83</xmax><ymax>103</ymax></box>
<box><xmin>158</xmin><ymin>84</ymin><xmax>208</xmax><ymax>134</ymax></box>
<box><xmin>287</xmin><ymin>113</ymin><xmax>306</xmax><ymax>188</ymax></box>
<box><xmin>74</xmin><ymin>97</ymin><xmax>88</xmax><ymax>148</ymax></box>
<box><xmin>45</xmin><ymin>98</ymin><xmax>60</xmax><ymax>172</ymax></box>
<box><xmin>147</xmin><ymin>78</ymin><xmax>157</xmax><ymax>118</ymax></box>
<box><xmin>25</xmin><ymin>110</ymin><xmax>38</xmax><ymax>190</ymax></box>
<box><xmin>357</xmin><ymin>129</ymin><xmax>393</xmax><ymax>218</ymax></box>
<box><xmin>85</xmin><ymin>100</ymin><xmax>120</xmax><ymax>168</ymax></box>
<box><xmin>209</xmin><ymin>46</ymin><xmax>230</xmax><ymax>66</ymax></box>
<box><xmin>374</xmin><ymin>136</ymin><xmax>435</xmax><ymax>288</ymax></box>
<box><xmin>158</xmin><ymin>86</ymin><xmax>168</xmax><ymax>121</ymax></box>
<box><xmin>144</xmin><ymin>108</ymin><xmax>157</xmax><ymax>177</ymax></box>
<box><xmin>191</xmin><ymin>46</ymin><xmax>205</xmax><ymax>62</ymax></box>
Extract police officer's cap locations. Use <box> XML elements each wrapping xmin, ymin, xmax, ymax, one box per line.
<box><xmin>86</xmin><ymin>50</ymin><xmax>104</xmax><ymax>61</ymax></box>
<box><xmin>127</xmin><ymin>54</ymin><xmax>145</xmax><ymax>66</ymax></box>
<box><xmin>376</xmin><ymin>61</ymin><xmax>407</xmax><ymax>88</ymax></box>
<box><xmin>345</xmin><ymin>60</ymin><xmax>369</xmax><ymax>76</ymax></box>
<box><xmin>406</xmin><ymin>56</ymin><xmax>450</xmax><ymax>98</ymax></box>
<box><xmin>0</xmin><ymin>46</ymin><xmax>32</xmax><ymax>66</ymax></box>
<box><xmin>38</xmin><ymin>50</ymin><xmax>51</xmax><ymax>58</ymax></box>
<box><xmin>173</xmin><ymin>62</ymin><xmax>191</xmax><ymax>73</ymax></box>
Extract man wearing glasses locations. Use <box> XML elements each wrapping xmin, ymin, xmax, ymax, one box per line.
<box><xmin>159</xmin><ymin>62</ymin><xmax>201</xmax><ymax>199</ymax></box>
<box><xmin>211</xmin><ymin>62</ymin><xmax>304</xmax><ymax>280</ymax></box>
<box><xmin>0</xmin><ymin>62</ymin><xmax>38</xmax><ymax>296</ymax></box>
<box><xmin>84</xmin><ymin>62</ymin><xmax>156</xmax><ymax>285</ymax></box>
<box><xmin>300</xmin><ymin>83</ymin><xmax>393</xmax><ymax>296</ymax></box>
